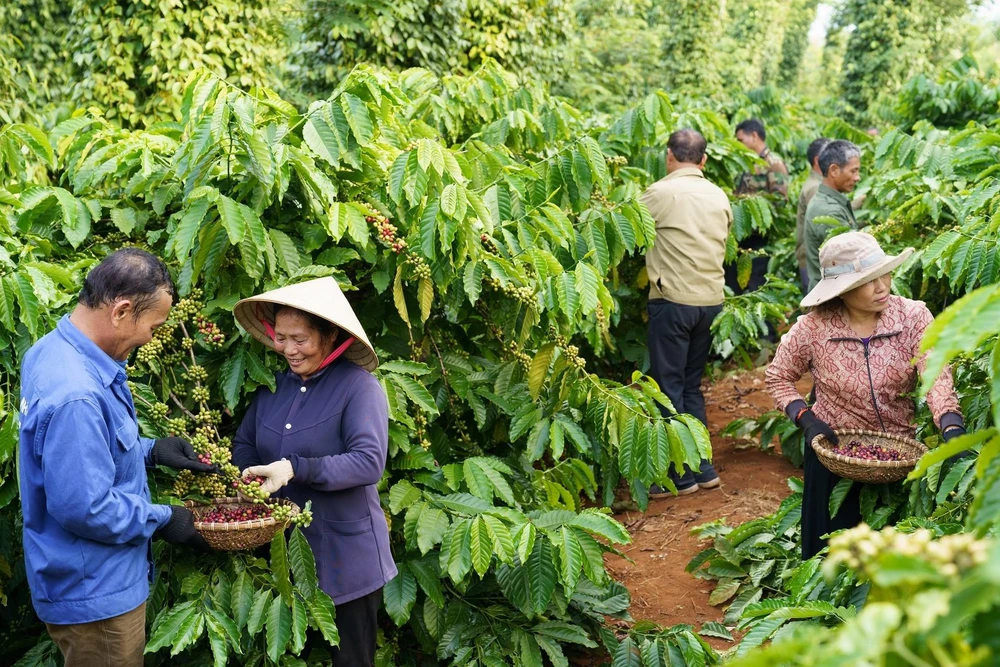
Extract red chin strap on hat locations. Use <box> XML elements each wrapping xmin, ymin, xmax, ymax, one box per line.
<box><xmin>258</xmin><ymin>312</ymin><xmax>355</xmax><ymax>372</ymax></box>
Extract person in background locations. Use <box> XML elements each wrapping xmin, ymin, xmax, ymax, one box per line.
<box><xmin>804</xmin><ymin>140</ymin><xmax>863</xmax><ymax>291</ymax></box>
<box><xmin>796</xmin><ymin>138</ymin><xmax>830</xmax><ymax>293</ymax></box>
<box><xmin>19</xmin><ymin>249</ymin><xmax>214</xmax><ymax>667</ymax></box>
<box><xmin>730</xmin><ymin>118</ymin><xmax>789</xmax><ymax>296</ymax></box>
<box><xmin>641</xmin><ymin>129</ymin><xmax>731</xmax><ymax>498</ymax></box>
<box><xmin>735</xmin><ymin>118</ymin><xmax>789</xmax><ymax>198</ymax></box>
<box><xmin>765</xmin><ymin>232</ymin><xmax>965</xmax><ymax>559</ymax></box>
<box><xmin>232</xmin><ymin>277</ymin><xmax>396</xmax><ymax>667</ymax></box>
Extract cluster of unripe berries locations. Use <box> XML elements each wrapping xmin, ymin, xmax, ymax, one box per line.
<box><xmin>184</xmin><ymin>365</ymin><xmax>209</xmax><ymax>383</ymax></box>
<box><xmin>589</xmin><ymin>190</ymin><xmax>613</xmax><ymax>208</ymax></box>
<box><xmin>135</xmin><ymin>338</ymin><xmax>164</xmax><ymax>363</ymax></box>
<box><xmin>833</xmin><ymin>440</ymin><xmax>905</xmax><ymax>462</ymax></box>
<box><xmin>406</xmin><ymin>255</ymin><xmax>432</xmax><ymax>281</ymax></box>
<box><xmin>605</xmin><ymin>155</ymin><xmax>628</xmax><ymax>167</ymax></box>
<box><xmin>507</xmin><ymin>341</ymin><xmax>532</xmax><ymax>372</ymax></box>
<box><xmin>485</xmin><ymin>276</ymin><xmax>535</xmax><ymax>306</ymax></box>
<box><xmin>148</xmin><ymin>402</ymin><xmax>170</xmax><ymax>420</ymax></box>
<box><xmin>824</xmin><ymin>524</ymin><xmax>989</xmax><ymax>580</ymax></box>
<box><xmin>562</xmin><ymin>344</ymin><xmax>587</xmax><ymax>370</ymax></box>
<box><xmin>191</xmin><ymin>386</ymin><xmax>211</xmax><ymax>403</ymax></box>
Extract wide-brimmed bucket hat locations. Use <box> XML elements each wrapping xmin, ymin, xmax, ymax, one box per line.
<box><xmin>802</xmin><ymin>232</ymin><xmax>913</xmax><ymax>309</ymax></box>
<box><xmin>233</xmin><ymin>277</ymin><xmax>378</xmax><ymax>371</ymax></box>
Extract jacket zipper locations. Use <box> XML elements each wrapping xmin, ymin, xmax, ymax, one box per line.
<box><xmin>829</xmin><ymin>333</ymin><xmax>895</xmax><ymax>433</ymax></box>
<box><xmin>862</xmin><ymin>340</ymin><xmax>888</xmax><ymax>432</ymax></box>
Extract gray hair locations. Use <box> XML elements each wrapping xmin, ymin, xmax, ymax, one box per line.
<box><xmin>818</xmin><ymin>140</ymin><xmax>861</xmax><ymax>177</ymax></box>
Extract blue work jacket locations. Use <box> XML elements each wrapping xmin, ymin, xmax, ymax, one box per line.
<box><xmin>232</xmin><ymin>359</ymin><xmax>397</xmax><ymax>604</ymax></box>
<box><xmin>18</xmin><ymin>316</ymin><xmax>172</xmax><ymax>624</ymax></box>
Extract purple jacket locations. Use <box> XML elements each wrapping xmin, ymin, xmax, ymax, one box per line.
<box><xmin>232</xmin><ymin>359</ymin><xmax>397</xmax><ymax>604</ymax></box>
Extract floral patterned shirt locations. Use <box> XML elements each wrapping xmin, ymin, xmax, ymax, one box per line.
<box><xmin>766</xmin><ymin>296</ymin><xmax>962</xmax><ymax>436</ymax></box>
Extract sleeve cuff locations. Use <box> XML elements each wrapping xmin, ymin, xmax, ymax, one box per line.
<box><xmin>142</xmin><ymin>437</ymin><xmax>158</xmax><ymax>467</ymax></box>
<box><xmin>939</xmin><ymin>412</ymin><xmax>964</xmax><ymax>432</ymax></box>
<box><xmin>785</xmin><ymin>399</ymin><xmax>808</xmax><ymax>423</ymax></box>
<box><xmin>155</xmin><ymin>504</ymin><xmax>174</xmax><ymax>529</ymax></box>
<box><xmin>289</xmin><ymin>454</ymin><xmax>306</xmax><ymax>482</ymax></box>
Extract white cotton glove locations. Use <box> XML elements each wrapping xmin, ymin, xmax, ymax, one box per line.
<box><xmin>243</xmin><ymin>459</ymin><xmax>294</xmax><ymax>495</ymax></box>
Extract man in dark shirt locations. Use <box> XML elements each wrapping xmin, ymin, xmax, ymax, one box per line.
<box><xmin>804</xmin><ymin>140</ymin><xmax>862</xmax><ymax>290</ymax></box>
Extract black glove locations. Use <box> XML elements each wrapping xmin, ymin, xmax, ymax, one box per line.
<box><xmin>152</xmin><ymin>437</ymin><xmax>219</xmax><ymax>473</ymax></box>
<box><xmin>942</xmin><ymin>427</ymin><xmax>975</xmax><ymax>468</ymax></box>
<box><xmin>798</xmin><ymin>409</ymin><xmax>839</xmax><ymax>449</ymax></box>
<box><xmin>155</xmin><ymin>506</ymin><xmax>211</xmax><ymax>552</ymax></box>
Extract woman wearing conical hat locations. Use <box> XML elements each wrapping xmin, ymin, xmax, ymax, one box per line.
<box><xmin>231</xmin><ymin>277</ymin><xmax>396</xmax><ymax>666</ymax></box>
<box><xmin>765</xmin><ymin>232</ymin><xmax>966</xmax><ymax>560</ymax></box>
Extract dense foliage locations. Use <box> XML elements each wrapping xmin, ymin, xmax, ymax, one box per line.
<box><xmin>4</xmin><ymin>0</ymin><xmax>1000</xmax><ymax>665</ymax></box>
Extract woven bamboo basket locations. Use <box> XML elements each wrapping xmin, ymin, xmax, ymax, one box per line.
<box><xmin>811</xmin><ymin>429</ymin><xmax>928</xmax><ymax>484</ymax></box>
<box><xmin>184</xmin><ymin>498</ymin><xmax>300</xmax><ymax>551</ymax></box>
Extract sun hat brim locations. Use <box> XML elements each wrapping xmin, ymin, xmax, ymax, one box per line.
<box><xmin>801</xmin><ymin>248</ymin><xmax>914</xmax><ymax>309</ymax></box>
<box><xmin>233</xmin><ymin>277</ymin><xmax>378</xmax><ymax>372</ymax></box>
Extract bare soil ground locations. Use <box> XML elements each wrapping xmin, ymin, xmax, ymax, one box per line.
<box><xmin>590</xmin><ymin>368</ymin><xmax>809</xmax><ymax>660</ymax></box>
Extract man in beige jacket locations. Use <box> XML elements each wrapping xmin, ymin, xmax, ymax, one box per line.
<box><xmin>642</xmin><ymin>129</ymin><xmax>731</xmax><ymax>497</ymax></box>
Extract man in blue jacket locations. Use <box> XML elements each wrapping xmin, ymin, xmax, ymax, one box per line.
<box><xmin>19</xmin><ymin>248</ymin><xmax>216</xmax><ymax>667</ymax></box>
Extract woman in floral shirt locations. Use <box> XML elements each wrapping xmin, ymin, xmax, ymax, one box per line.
<box><xmin>766</xmin><ymin>232</ymin><xmax>965</xmax><ymax>559</ymax></box>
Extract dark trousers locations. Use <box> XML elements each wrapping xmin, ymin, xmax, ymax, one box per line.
<box><xmin>46</xmin><ymin>602</ymin><xmax>145</xmax><ymax>667</ymax></box>
<box><xmin>647</xmin><ymin>299</ymin><xmax>722</xmax><ymax>426</ymax></box>
<box><xmin>799</xmin><ymin>266</ymin><xmax>810</xmax><ymax>295</ymax></box>
<box><xmin>802</xmin><ymin>443</ymin><xmax>862</xmax><ymax>560</ymax></box>
<box><xmin>331</xmin><ymin>587</ymin><xmax>382</xmax><ymax>666</ymax></box>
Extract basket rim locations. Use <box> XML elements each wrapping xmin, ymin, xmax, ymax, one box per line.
<box><xmin>184</xmin><ymin>498</ymin><xmax>300</xmax><ymax>533</ymax></box>
<box><xmin>811</xmin><ymin>429</ymin><xmax>928</xmax><ymax>469</ymax></box>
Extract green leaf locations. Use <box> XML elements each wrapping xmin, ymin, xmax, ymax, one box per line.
<box><xmin>556</xmin><ymin>526</ymin><xmax>584</xmax><ymax>591</ymax></box>
<box><xmin>146</xmin><ymin>601</ymin><xmax>199</xmax><ymax>654</ymax></box>
<box><xmin>466</xmin><ymin>518</ymin><xmax>496</xmax><ymax>580</ymax></box>
<box><xmin>391</xmin><ymin>375</ymin><xmax>439</xmax><ymax>415</ymax></box>
<box><xmin>612</xmin><ymin>637</ymin><xmax>642</xmax><ymax>667</ymax></box>
<box><xmin>464</xmin><ymin>260</ymin><xmax>484</xmax><ymax>304</ymax></box>
<box><xmin>205</xmin><ymin>607</ymin><xmax>242</xmax><ymax>655</ymax></box>
<box><xmin>442</xmin><ymin>518</ymin><xmax>473</xmax><ymax>583</ymax></box>
<box><xmin>306</xmin><ymin>594</ymin><xmax>339</xmax><ymax>647</ymax></box>
<box><xmin>515</xmin><ymin>522</ymin><xmax>537</xmax><ymax>564</ymax></box>
<box><xmin>532</xmin><ymin>620</ymin><xmax>597</xmax><ymax>648</ymax></box>
<box><xmin>290</xmin><ymin>596</ymin><xmax>308</xmax><ymax>655</ymax></box>
<box><xmin>340</xmin><ymin>92</ymin><xmax>373</xmax><ymax>145</ymax></box>
<box><xmin>482</xmin><ymin>514</ymin><xmax>515</xmax><ymax>563</ymax></box>
<box><xmin>571</xmin><ymin>509</ymin><xmax>630</xmax><ymax>544</ymax></box>
<box><xmin>408</xmin><ymin>556</ymin><xmax>446</xmax><ymax>608</ymax></box>
<box><xmin>418</xmin><ymin>277</ymin><xmax>433</xmax><ymax>323</ymax></box>
<box><xmin>173</xmin><ymin>197</ymin><xmax>211</xmax><ymax>259</ymax></box>
<box><xmin>218</xmin><ymin>349</ymin><xmax>247</xmax><ymax>409</ymax></box>
<box><xmin>247</xmin><ymin>589</ymin><xmax>272</xmax><ymax>637</ymax></box>
<box><xmin>393</xmin><ymin>265</ymin><xmax>410</xmax><ymax>326</ymax></box>
<box><xmin>526</xmin><ymin>537</ymin><xmax>557</xmax><ymax>614</ymax></box>
<box><xmin>110</xmin><ymin>207</ymin><xmax>136</xmax><ymax>234</ymax></box>
<box><xmin>53</xmin><ymin>188</ymin><xmax>90</xmax><ymax>248</ymax></box>
<box><xmin>383</xmin><ymin>565</ymin><xmax>418</xmax><ymax>625</ymax></box>
<box><xmin>270</xmin><ymin>528</ymin><xmax>293</xmax><ymax>605</ymax></box>
<box><xmin>535</xmin><ymin>634</ymin><xmax>569</xmax><ymax>667</ymax></box>
<box><xmin>231</xmin><ymin>571</ymin><xmax>254</xmax><ymax>631</ymax></box>
<box><xmin>528</xmin><ymin>343</ymin><xmax>555</xmax><ymax>400</ymax></box>
<box><xmin>829</xmin><ymin>479</ymin><xmax>854</xmax><ymax>518</ymax></box>
<box><xmin>266</xmin><ymin>596</ymin><xmax>292</xmax><ymax>662</ymax></box>
<box><xmin>217</xmin><ymin>195</ymin><xmax>247</xmax><ymax>245</ymax></box>
<box><xmin>205</xmin><ymin>613</ymin><xmax>230</xmax><ymax>667</ymax></box>
<box><xmin>289</xmin><ymin>528</ymin><xmax>318</xmax><ymax>601</ymax></box>
<box><xmin>416</xmin><ymin>507</ymin><xmax>450</xmax><ymax>554</ymax></box>
<box><xmin>389</xmin><ymin>480</ymin><xmax>423</xmax><ymax>514</ymax></box>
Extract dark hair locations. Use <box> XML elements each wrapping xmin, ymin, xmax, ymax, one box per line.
<box><xmin>79</xmin><ymin>248</ymin><xmax>174</xmax><ymax>319</ymax></box>
<box><xmin>807</xmin><ymin>138</ymin><xmax>830</xmax><ymax>166</ymax></box>
<box><xmin>667</xmin><ymin>128</ymin><xmax>707</xmax><ymax>164</ymax></box>
<box><xmin>273</xmin><ymin>305</ymin><xmax>338</xmax><ymax>339</ymax></box>
<box><xmin>818</xmin><ymin>140</ymin><xmax>861</xmax><ymax>176</ymax></box>
<box><xmin>735</xmin><ymin>118</ymin><xmax>766</xmax><ymax>141</ymax></box>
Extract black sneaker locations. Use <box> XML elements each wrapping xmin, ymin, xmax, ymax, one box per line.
<box><xmin>694</xmin><ymin>461</ymin><xmax>721</xmax><ymax>489</ymax></box>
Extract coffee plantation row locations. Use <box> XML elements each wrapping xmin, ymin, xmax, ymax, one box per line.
<box><xmin>2</xmin><ymin>58</ymin><xmax>1000</xmax><ymax>666</ymax></box>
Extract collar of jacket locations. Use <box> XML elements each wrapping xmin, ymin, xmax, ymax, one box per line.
<box><xmin>817</xmin><ymin>182</ymin><xmax>851</xmax><ymax>206</ymax></box>
<box><xmin>664</xmin><ymin>167</ymin><xmax>705</xmax><ymax>181</ymax></box>
<box><xmin>822</xmin><ymin>297</ymin><xmax>904</xmax><ymax>342</ymax></box>
<box><xmin>759</xmin><ymin>147</ymin><xmax>771</xmax><ymax>160</ymax></box>
<box><xmin>55</xmin><ymin>314</ymin><xmax>127</xmax><ymax>387</ymax></box>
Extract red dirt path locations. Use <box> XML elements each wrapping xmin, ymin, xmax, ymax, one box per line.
<box><xmin>601</xmin><ymin>368</ymin><xmax>807</xmax><ymax>651</ymax></box>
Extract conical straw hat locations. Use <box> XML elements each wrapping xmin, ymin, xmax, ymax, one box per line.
<box><xmin>233</xmin><ymin>277</ymin><xmax>378</xmax><ymax>372</ymax></box>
